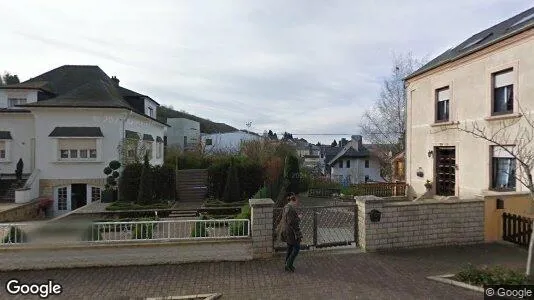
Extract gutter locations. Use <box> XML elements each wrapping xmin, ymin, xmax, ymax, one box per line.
<box><xmin>404</xmin><ymin>23</ymin><xmax>534</xmax><ymax>81</ymax></box>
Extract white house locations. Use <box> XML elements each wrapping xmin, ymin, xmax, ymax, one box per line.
<box><xmin>0</xmin><ymin>65</ymin><xmax>167</xmax><ymax>215</ymax></box>
<box><xmin>326</xmin><ymin>135</ymin><xmax>383</xmax><ymax>184</ymax></box>
<box><xmin>166</xmin><ymin>118</ymin><xmax>200</xmax><ymax>151</ymax></box>
<box><xmin>201</xmin><ymin>130</ymin><xmax>262</xmax><ymax>154</ymax></box>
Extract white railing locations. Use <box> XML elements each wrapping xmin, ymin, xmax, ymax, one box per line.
<box><xmin>0</xmin><ymin>219</ymin><xmax>250</xmax><ymax>245</ymax></box>
<box><xmin>15</xmin><ymin>168</ymin><xmax>40</xmax><ymax>204</ymax></box>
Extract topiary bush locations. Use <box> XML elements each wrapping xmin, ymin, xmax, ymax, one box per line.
<box><xmin>132</xmin><ymin>222</ymin><xmax>155</xmax><ymax>239</ymax></box>
<box><xmin>2</xmin><ymin>226</ymin><xmax>28</xmax><ymax>243</ymax></box>
<box><xmin>137</xmin><ymin>154</ymin><xmax>155</xmax><ymax>205</ymax></box>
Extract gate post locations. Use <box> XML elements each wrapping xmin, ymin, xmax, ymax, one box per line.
<box><xmin>249</xmin><ymin>198</ymin><xmax>275</xmax><ymax>259</ymax></box>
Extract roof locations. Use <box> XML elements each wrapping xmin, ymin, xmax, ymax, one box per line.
<box><xmin>5</xmin><ymin>65</ymin><xmax>167</xmax><ymax>125</ymax></box>
<box><xmin>406</xmin><ymin>6</ymin><xmax>534</xmax><ymax>80</ymax></box>
<box><xmin>49</xmin><ymin>127</ymin><xmax>103</xmax><ymax>137</ymax></box>
<box><xmin>143</xmin><ymin>134</ymin><xmax>154</xmax><ymax>141</ymax></box>
<box><xmin>0</xmin><ymin>131</ymin><xmax>13</xmax><ymax>139</ymax></box>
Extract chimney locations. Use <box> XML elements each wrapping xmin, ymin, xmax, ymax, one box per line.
<box><xmin>351</xmin><ymin>135</ymin><xmax>362</xmax><ymax>150</ymax></box>
<box><xmin>111</xmin><ymin>76</ymin><xmax>120</xmax><ymax>86</ymax></box>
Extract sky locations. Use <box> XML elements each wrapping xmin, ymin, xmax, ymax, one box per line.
<box><xmin>1</xmin><ymin>0</ymin><xmax>532</xmax><ymax>145</ymax></box>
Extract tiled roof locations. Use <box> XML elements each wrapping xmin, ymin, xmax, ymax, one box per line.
<box><xmin>143</xmin><ymin>134</ymin><xmax>154</xmax><ymax>141</ymax></box>
<box><xmin>407</xmin><ymin>6</ymin><xmax>534</xmax><ymax>80</ymax></box>
<box><xmin>48</xmin><ymin>127</ymin><xmax>103</xmax><ymax>137</ymax></box>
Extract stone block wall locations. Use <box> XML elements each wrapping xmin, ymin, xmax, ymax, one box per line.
<box><xmin>357</xmin><ymin>197</ymin><xmax>484</xmax><ymax>251</ymax></box>
<box><xmin>249</xmin><ymin>198</ymin><xmax>274</xmax><ymax>259</ymax></box>
<box><xmin>0</xmin><ymin>199</ymin><xmax>42</xmax><ymax>222</ymax></box>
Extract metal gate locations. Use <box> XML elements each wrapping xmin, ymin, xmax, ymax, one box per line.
<box><xmin>273</xmin><ymin>205</ymin><xmax>357</xmax><ymax>251</ymax></box>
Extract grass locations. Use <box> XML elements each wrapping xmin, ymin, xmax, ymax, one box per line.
<box><xmin>453</xmin><ymin>264</ymin><xmax>530</xmax><ymax>286</ymax></box>
<box><xmin>106</xmin><ymin>201</ymin><xmax>171</xmax><ymax>211</ymax></box>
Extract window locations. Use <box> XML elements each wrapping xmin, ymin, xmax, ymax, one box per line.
<box><xmin>57</xmin><ymin>187</ymin><xmax>68</xmax><ymax>210</ymax></box>
<box><xmin>365</xmin><ymin>160</ymin><xmax>369</xmax><ymax>168</ymax></box>
<box><xmin>206</xmin><ymin>139</ymin><xmax>213</xmax><ymax>146</ymax></box>
<box><xmin>156</xmin><ymin>142</ymin><xmax>163</xmax><ymax>159</ymax></box>
<box><xmin>436</xmin><ymin>87</ymin><xmax>450</xmax><ymax>122</ymax></box>
<box><xmin>91</xmin><ymin>187</ymin><xmax>101</xmax><ymax>202</ymax></box>
<box><xmin>492</xmin><ymin>69</ymin><xmax>514</xmax><ymax>115</ymax></box>
<box><xmin>491</xmin><ymin>145</ymin><xmax>516</xmax><ymax>191</ymax></box>
<box><xmin>339</xmin><ymin>161</ymin><xmax>343</xmax><ymax>168</ymax></box>
<box><xmin>365</xmin><ymin>175</ymin><xmax>370</xmax><ymax>182</ymax></box>
<box><xmin>0</xmin><ymin>141</ymin><xmax>5</xmax><ymax>159</ymax></box>
<box><xmin>346</xmin><ymin>160</ymin><xmax>350</xmax><ymax>168</ymax></box>
<box><xmin>147</xmin><ymin>107</ymin><xmax>154</xmax><ymax>117</ymax></box>
<box><xmin>58</xmin><ymin>139</ymin><xmax>97</xmax><ymax>161</ymax></box>
<box><xmin>7</xmin><ymin>98</ymin><xmax>27</xmax><ymax>108</ymax></box>
<box><xmin>144</xmin><ymin>142</ymin><xmax>153</xmax><ymax>159</ymax></box>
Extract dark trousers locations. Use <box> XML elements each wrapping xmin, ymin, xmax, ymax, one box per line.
<box><xmin>285</xmin><ymin>243</ymin><xmax>300</xmax><ymax>267</ymax></box>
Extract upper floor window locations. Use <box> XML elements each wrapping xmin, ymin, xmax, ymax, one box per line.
<box><xmin>58</xmin><ymin>139</ymin><xmax>97</xmax><ymax>161</ymax></box>
<box><xmin>346</xmin><ymin>160</ymin><xmax>350</xmax><ymax>168</ymax></box>
<box><xmin>338</xmin><ymin>160</ymin><xmax>343</xmax><ymax>168</ymax></box>
<box><xmin>156</xmin><ymin>141</ymin><xmax>163</xmax><ymax>159</ymax></box>
<box><xmin>491</xmin><ymin>145</ymin><xmax>516</xmax><ymax>191</ymax></box>
<box><xmin>0</xmin><ymin>141</ymin><xmax>5</xmax><ymax>159</ymax></box>
<box><xmin>435</xmin><ymin>87</ymin><xmax>450</xmax><ymax>122</ymax></box>
<box><xmin>8</xmin><ymin>98</ymin><xmax>26</xmax><ymax>108</ymax></box>
<box><xmin>492</xmin><ymin>69</ymin><xmax>514</xmax><ymax>115</ymax></box>
<box><xmin>365</xmin><ymin>160</ymin><xmax>369</xmax><ymax>168</ymax></box>
<box><xmin>147</xmin><ymin>107</ymin><xmax>154</xmax><ymax>118</ymax></box>
<box><xmin>144</xmin><ymin>141</ymin><xmax>153</xmax><ymax>159</ymax></box>
<box><xmin>206</xmin><ymin>139</ymin><xmax>213</xmax><ymax>146</ymax></box>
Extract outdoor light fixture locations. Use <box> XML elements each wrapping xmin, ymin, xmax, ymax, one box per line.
<box><xmin>416</xmin><ymin>167</ymin><xmax>424</xmax><ymax>178</ymax></box>
<box><xmin>427</xmin><ymin>150</ymin><xmax>434</xmax><ymax>158</ymax></box>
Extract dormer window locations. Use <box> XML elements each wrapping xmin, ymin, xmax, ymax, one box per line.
<box><xmin>147</xmin><ymin>107</ymin><xmax>154</xmax><ymax>118</ymax></box>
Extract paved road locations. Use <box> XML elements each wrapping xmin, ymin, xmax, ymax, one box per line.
<box><xmin>0</xmin><ymin>243</ymin><xmax>527</xmax><ymax>299</ymax></box>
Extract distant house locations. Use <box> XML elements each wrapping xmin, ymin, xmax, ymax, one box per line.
<box><xmin>0</xmin><ymin>65</ymin><xmax>167</xmax><ymax>215</ymax></box>
<box><xmin>324</xmin><ymin>135</ymin><xmax>384</xmax><ymax>184</ymax></box>
<box><xmin>391</xmin><ymin>151</ymin><xmax>405</xmax><ymax>182</ymax></box>
<box><xmin>166</xmin><ymin>118</ymin><xmax>200</xmax><ymax>151</ymax></box>
<box><xmin>201</xmin><ymin>130</ymin><xmax>262</xmax><ymax>154</ymax></box>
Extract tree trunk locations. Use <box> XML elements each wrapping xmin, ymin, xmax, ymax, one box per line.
<box><xmin>528</xmin><ymin>220</ymin><xmax>534</xmax><ymax>276</ymax></box>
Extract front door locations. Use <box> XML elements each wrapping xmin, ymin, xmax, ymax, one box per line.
<box><xmin>435</xmin><ymin>147</ymin><xmax>456</xmax><ymax>196</ymax></box>
<box><xmin>71</xmin><ymin>184</ymin><xmax>87</xmax><ymax>210</ymax></box>
<box><xmin>54</xmin><ymin>186</ymin><xmax>71</xmax><ymax>215</ymax></box>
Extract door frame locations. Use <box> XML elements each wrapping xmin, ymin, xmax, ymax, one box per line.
<box><xmin>87</xmin><ymin>185</ymin><xmax>103</xmax><ymax>204</ymax></box>
<box><xmin>54</xmin><ymin>185</ymin><xmax>71</xmax><ymax>215</ymax></box>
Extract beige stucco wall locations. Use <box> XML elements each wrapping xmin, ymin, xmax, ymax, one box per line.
<box><xmin>406</xmin><ymin>28</ymin><xmax>534</xmax><ymax>199</ymax></box>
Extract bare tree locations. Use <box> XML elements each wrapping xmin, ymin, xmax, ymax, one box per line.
<box><xmin>432</xmin><ymin>101</ymin><xmax>534</xmax><ymax>276</ymax></box>
<box><xmin>359</xmin><ymin>52</ymin><xmax>426</xmax><ymax>180</ymax></box>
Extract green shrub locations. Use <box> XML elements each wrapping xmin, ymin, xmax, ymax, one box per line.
<box><xmin>2</xmin><ymin>226</ymin><xmax>28</xmax><ymax>243</ymax></box>
<box><xmin>253</xmin><ymin>186</ymin><xmax>269</xmax><ymax>199</ymax></box>
<box><xmin>153</xmin><ymin>165</ymin><xmax>176</xmax><ymax>201</ymax></box>
<box><xmin>132</xmin><ymin>223</ymin><xmax>155</xmax><ymax>239</ymax></box>
<box><xmin>229</xmin><ymin>219</ymin><xmax>249</xmax><ymax>236</ymax></box>
<box><xmin>284</xmin><ymin>155</ymin><xmax>300</xmax><ymax>194</ymax></box>
<box><xmin>237</xmin><ymin>160</ymin><xmax>265</xmax><ymax>200</ymax></box>
<box><xmin>81</xmin><ymin>226</ymin><xmax>102</xmax><ymax>241</ymax></box>
<box><xmin>454</xmin><ymin>264</ymin><xmax>528</xmax><ymax>286</ymax></box>
<box><xmin>118</xmin><ymin>163</ymin><xmax>143</xmax><ymax>201</ymax></box>
<box><xmin>137</xmin><ymin>162</ymin><xmax>155</xmax><ymax>205</ymax></box>
<box><xmin>106</xmin><ymin>202</ymin><xmax>171</xmax><ymax>211</ymax></box>
<box><xmin>191</xmin><ymin>220</ymin><xmax>207</xmax><ymax>238</ymax></box>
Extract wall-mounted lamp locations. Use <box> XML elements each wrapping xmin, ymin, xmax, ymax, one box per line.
<box><xmin>427</xmin><ymin>150</ymin><xmax>434</xmax><ymax>158</ymax></box>
<box><xmin>416</xmin><ymin>167</ymin><xmax>424</xmax><ymax>178</ymax></box>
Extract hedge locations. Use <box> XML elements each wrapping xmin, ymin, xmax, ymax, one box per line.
<box><xmin>119</xmin><ymin>163</ymin><xmax>176</xmax><ymax>204</ymax></box>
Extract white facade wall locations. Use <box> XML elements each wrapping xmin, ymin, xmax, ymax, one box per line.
<box><xmin>124</xmin><ymin>113</ymin><xmax>166</xmax><ymax>166</ymax></box>
<box><xmin>143</xmin><ymin>98</ymin><xmax>158</xmax><ymax>118</ymax></box>
<box><xmin>0</xmin><ymin>89</ymin><xmax>38</xmax><ymax>108</ymax></box>
<box><xmin>330</xmin><ymin>157</ymin><xmax>383</xmax><ymax>183</ymax></box>
<box><xmin>166</xmin><ymin>118</ymin><xmax>200</xmax><ymax>150</ymax></box>
<box><xmin>0</xmin><ymin>113</ymin><xmax>35</xmax><ymax>173</ymax></box>
<box><xmin>202</xmin><ymin>131</ymin><xmax>261</xmax><ymax>154</ymax></box>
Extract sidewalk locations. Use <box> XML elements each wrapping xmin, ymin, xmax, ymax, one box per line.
<box><xmin>0</xmin><ymin>243</ymin><xmax>527</xmax><ymax>299</ymax></box>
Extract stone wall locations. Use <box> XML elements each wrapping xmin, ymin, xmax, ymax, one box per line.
<box><xmin>357</xmin><ymin>197</ymin><xmax>484</xmax><ymax>251</ymax></box>
<box><xmin>40</xmin><ymin>178</ymin><xmax>106</xmax><ymax>197</ymax></box>
<box><xmin>0</xmin><ymin>200</ymin><xmax>42</xmax><ymax>222</ymax></box>
<box><xmin>249</xmin><ymin>198</ymin><xmax>274</xmax><ymax>259</ymax></box>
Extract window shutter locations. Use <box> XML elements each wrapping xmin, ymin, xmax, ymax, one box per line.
<box><xmin>494</xmin><ymin>70</ymin><xmax>514</xmax><ymax>88</ymax></box>
<box><xmin>437</xmin><ymin>88</ymin><xmax>450</xmax><ymax>101</ymax></box>
<box><xmin>493</xmin><ymin>146</ymin><xmax>514</xmax><ymax>158</ymax></box>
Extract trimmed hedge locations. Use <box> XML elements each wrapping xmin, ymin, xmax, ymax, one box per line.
<box><xmin>119</xmin><ymin>163</ymin><xmax>176</xmax><ymax>204</ymax></box>
<box><xmin>118</xmin><ymin>163</ymin><xmax>143</xmax><ymax>202</ymax></box>
<box><xmin>454</xmin><ymin>264</ymin><xmax>529</xmax><ymax>286</ymax></box>
<box><xmin>106</xmin><ymin>202</ymin><xmax>171</xmax><ymax>211</ymax></box>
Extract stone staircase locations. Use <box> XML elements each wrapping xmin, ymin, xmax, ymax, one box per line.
<box><xmin>0</xmin><ymin>176</ymin><xmax>29</xmax><ymax>203</ymax></box>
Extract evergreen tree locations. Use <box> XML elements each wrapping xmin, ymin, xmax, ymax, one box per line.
<box><xmin>284</xmin><ymin>155</ymin><xmax>300</xmax><ymax>194</ymax></box>
<box><xmin>222</xmin><ymin>158</ymin><xmax>241</xmax><ymax>203</ymax></box>
<box><xmin>137</xmin><ymin>154</ymin><xmax>154</xmax><ymax>205</ymax></box>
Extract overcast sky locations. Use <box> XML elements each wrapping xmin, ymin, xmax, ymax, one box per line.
<box><xmin>1</xmin><ymin>1</ymin><xmax>532</xmax><ymax>144</ymax></box>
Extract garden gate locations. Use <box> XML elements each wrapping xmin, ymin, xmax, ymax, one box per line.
<box><xmin>273</xmin><ymin>204</ymin><xmax>358</xmax><ymax>251</ymax></box>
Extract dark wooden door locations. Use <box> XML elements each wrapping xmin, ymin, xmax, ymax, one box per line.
<box><xmin>435</xmin><ymin>147</ymin><xmax>455</xmax><ymax>196</ymax></box>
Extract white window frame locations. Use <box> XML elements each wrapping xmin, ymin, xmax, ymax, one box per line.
<box><xmin>7</xmin><ymin>98</ymin><xmax>27</xmax><ymax>108</ymax></box>
<box><xmin>436</xmin><ymin>87</ymin><xmax>450</xmax><ymax>122</ymax></box>
<box><xmin>54</xmin><ymin>138</ymin><xmax>102</xmax><ymax>163</ymax></box>
<box><xmin>0</xmin><ymin>140</ymin><xmax>11</xmax><ymax>162</ymax></box>
<box><xmin>147</xmin><ymin>107</ymin><xmax>154</xmax><ymax>118</ymax></box>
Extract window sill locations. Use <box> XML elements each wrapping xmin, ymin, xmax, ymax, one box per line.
<box><xmin>430</xmin><ymin>121</ymin><xmax>458</xmax><ymax>127</ymax></box>
<box><xmin>53</xmin><ymin>160</ymin><xmax>104</xmax><ymax>164</ymax></box>
<box><xmin>0</xmin><ymin>160</ymin><xmax>11</xmax><ymax>163</ymax></box>
<box><xmin>485</xmin><ymin>113</ymin><xmax>522</xmax><ymax>121</ymax></box>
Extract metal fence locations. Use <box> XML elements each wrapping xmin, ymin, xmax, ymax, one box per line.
<box><xmin>0</xmin><ymin>219</ymin><xmax>250</xmax><ymax>245</ymax></box>
<box><xmin>273</xmin><ymin>205</ymin><xmax>357</xmax><ymax>251</ymax></box>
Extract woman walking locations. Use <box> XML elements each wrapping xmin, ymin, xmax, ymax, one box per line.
<box><xmin>278</xmin><ymin>192</ymin><xmax>303</xmax><ymax>272</ymax></box>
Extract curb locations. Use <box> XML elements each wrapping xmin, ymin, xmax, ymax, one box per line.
<box><xmin>146</xmin><ymin>293</ymin><xmax>222</xmax><ymax>300</ymax></box>
<box><xmin>427</xmin><ymin>274</ymin><xmax>484</xmax><ymax>293</ymax></box>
